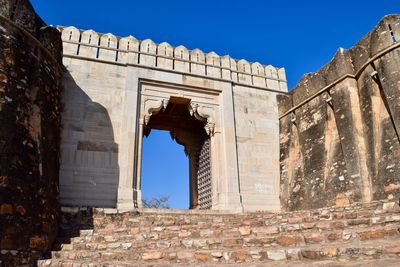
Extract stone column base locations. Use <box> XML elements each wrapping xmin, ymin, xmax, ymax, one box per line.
<box><xmin>213</xmin><ymin>192</ymin><xmax>244</xmax><ymax>212</ymax></box>
<box><xmin>240</xmin><ymin>193</ymin><xmax>281</xmax><ymax>212</ymax></box>
<box><xmin>117</xmin><ymin>187</ymin><xmax>135</xmax><ymax>211</ymax></box>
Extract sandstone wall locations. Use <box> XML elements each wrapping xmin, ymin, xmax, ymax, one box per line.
<box><xmin>60</xmin><ymin>58</ymin><xmax>122</xmax><ymax>208</ymax></box>
<box><xmin>278</xmin><ymin>15</ymin><xmax>400</xmax><ymax>211</ymax></box>
<box><xmin>233</xmin><ymin>84</ymin><xmax>281</xmax><ymax>211</ymax></box>
<box><xmin>0</xmin><ymin>0</ymin><xmax>63</xmax><ymax>265</ymax></box>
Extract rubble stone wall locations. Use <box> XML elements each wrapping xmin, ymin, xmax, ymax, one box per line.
<box><xmin>278</xmin><ymin>15</ymin><xmax>400</xmax><ymax>211</ymax></box>
<box><xmin>0</xmin><ymin>0</ymin><xmax>63</xmax><ymax>265</ymax></box>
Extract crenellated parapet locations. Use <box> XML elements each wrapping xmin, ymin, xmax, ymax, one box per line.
<box><xmin>58</xmin><ymin>26</ymin><xmax>287</xmax><ymax>92</ymax></box>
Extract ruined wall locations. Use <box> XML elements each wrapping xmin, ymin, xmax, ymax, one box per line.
<box><xmin>0</xmin><ymin>0</ymin><xmax>63</xmax><ymax>265</ymax></box>
<box><xmin>278</xmin><ymin>15</ymin><xmax>400</xmax><ymax>211</ymax></box>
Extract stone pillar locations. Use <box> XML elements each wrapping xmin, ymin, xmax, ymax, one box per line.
<box><xmin>116</xmin><ymin>67</ymin><xmax>140</xmax><ymax>210</ymax></box>
<box><xmin>134</xmin><ymin>120</ymin><xmax>145</xmax><ymax>209</ymax></box>
<box><xmin>215</xmin><ymin>85</ymin><xmax>244</xmax><ymax>212</ymax></box>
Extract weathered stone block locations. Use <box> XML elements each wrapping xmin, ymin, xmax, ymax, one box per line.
<box><xmin>222</xmin><ymin>238</ymin><xmax>243</xmax><ymax>248</ymax></box>
<box><xmin>267</xmin><ymin>250</ymin><xmax>287</xmax><ymax>261</ymax></box>
<box><xmin>142</xmin><ymin>251</ymin><xmax>163</xmax><ymax>260</ymax></box>
<box><xmin>194</xmin><ymin>252</ymin><xmax>210</xmax><ymax>262</ymax></box>
<box><xmin>301</xmin><ymin>250</ymin><xmax>321</xmax><ymax>260</ymax></box>
<box><xmin>276</xmin><ymin>235</ymin><xmax>303</xmax><ymax>246</ymax></box>
<box><xmin>322</xmin><ymin>247</ymin><xmax>338</xmax><ymax>257</ymax></box>
<box><xmin>359</xmin><ymin>229</ymin><xmax>398</xmax><ymax>239</ymax></box>
<box><xmin>0</xmin><ymin>204</ymin><xmax>13</xmax><ymax>214</ymax></box>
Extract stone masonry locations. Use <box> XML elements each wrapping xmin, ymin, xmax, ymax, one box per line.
<box><xmin>278</xmin><ymin>15</ymin><xmax>400</xmax><ymax>211</ymax></box>
<box><xmin>0</xmin><ymin>0</ymin><xmax>400</xmax><ymax>265</ymax></box>
<box><xmin>38</xmin><ymin>200</ymin><xmax>400</xmax><ymax>266</ymax></box>
<box><xmin>0</xmin><ymin>0</ymin><xmax>64</xmax><ymax>266</ymax></box>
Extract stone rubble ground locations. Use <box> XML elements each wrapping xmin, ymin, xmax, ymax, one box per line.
<box><xmin>38</xmin><ymin>200</ymin><xmax>400</xmax><ymax>266</ymax></box>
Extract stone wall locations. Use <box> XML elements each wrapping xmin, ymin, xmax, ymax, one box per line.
<box><xmin>278</xmin><ymin>15</ymin><xmax>400</xmax><ymax>211</ymax></box>
<box><xmin>0</xmin><ymin>0</ymin><xmax>63</xmax><ymax>265</ymax></box>
<box><xmin>60</xmin><ymin>59</ymin><xmax>122</xmax><ymax>208</ymax></box>
<box><xmin>233</xmin><ymin>84</ymin><xmax>281</xmax><ymax>211</ymax></box>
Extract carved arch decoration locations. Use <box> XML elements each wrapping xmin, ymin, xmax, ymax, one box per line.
<box><xmin>188</xmin><ymin>101</ymin><xmax>216</xmax><ymax>136</ymax></box>
<box><xmin>143</xmin><ymin>97</ymin><xmax>216</xmax><ymax>137</ymax></box>
<box><xmin>143</xmin><ymin>98</ymin><xmax>169</xmax><ymax>125</ymax></box>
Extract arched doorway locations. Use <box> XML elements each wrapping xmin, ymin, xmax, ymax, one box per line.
<box><xmin>140</xmin><ymin>96</ymin><xmax>213</xmax><ymax>209</ymax></box>
<box><xmin>141</xmin><ymin>130</ymin><xmax>189</xmax><ymax>209</ymax></box>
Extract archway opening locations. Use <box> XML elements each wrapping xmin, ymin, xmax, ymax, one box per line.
<box><xmin>141</xmin><ymin>130</ymin><xmax>189</xmax><ymax>209</ymax></box>
<box><xmin>141</xmin><ymin>97</ymin><xmax>212</xmax><ymax>209</ymax></box>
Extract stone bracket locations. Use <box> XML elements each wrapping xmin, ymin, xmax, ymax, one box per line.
<box><xmin>143</xmin><ymin>98</ymin><xmax>169</xmax><ymax>125</ymax></box>
<box><xmin>188</xmin><ymin>101</ymin><xmax>216</xmax><ymax>136</ymax></box>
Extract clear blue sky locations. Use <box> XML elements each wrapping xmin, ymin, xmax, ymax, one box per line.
<box><xmin>31</xmin><ymin>0</ymin><xmax>399</xmax><ymax>209</ymax></box>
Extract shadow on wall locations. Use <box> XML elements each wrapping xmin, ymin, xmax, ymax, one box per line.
<box><xmin>53</xmin><ymin>207</ymin><xmax>95</xmax><ymax>253</ymax></box>
<box><xmin>59</xmin><ymin>71</ymin><xmax>120</xmax><ymax>208</ymax></box>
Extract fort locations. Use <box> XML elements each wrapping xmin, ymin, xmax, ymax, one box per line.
<box><xmin>0</xmin><ymin>0</ymin><xmax>399</xmax><ymax>266</ymax></box>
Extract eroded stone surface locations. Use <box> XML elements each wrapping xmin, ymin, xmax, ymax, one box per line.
<box><xmin>278</xmin><ymin>14</ymin><xmax>400</xmax><ymax>211</ymax></box>
<box><xmin>0</xmin><ymin>0</ymin><xmax>63</xmax><ymax>265</ymax></box>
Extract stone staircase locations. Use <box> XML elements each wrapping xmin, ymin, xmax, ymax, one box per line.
<box><xmin>38</xmin><ymin>201</ymin><xmax>400</xmax><ymax>266</ymax></box>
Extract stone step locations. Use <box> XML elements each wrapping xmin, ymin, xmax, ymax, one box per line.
<box><xmin>73</xmin><ymin>209</ymin><xmax>400</xmax><ymax>241</ymax></box>
<box><xmin>90</xmin><ymin>202</ymin><xmax>398</xmax><ymax>230</ymax></box>
<box><xmin>90</xmin><ymin>216</ymin><xmax>400</xmax><ymax>235</ymax></box>
<box><xmin>46</xmin><ymin>201</ymin><xmax>400</xmax><ymax>266</ymax></box>
<box><xmin>86</xmin><ymin>209</ymin><xmax>400</xmax><ymax>239</ymax></box>
<box><xmin>62</xmin><ymin>222</ymin><xmax>400</xmax><ymax>253</ymax></box>
<box><xmin>46</xmin><ymin>238</ymin><xmax>400</xmax><ymax>265</ymax></box>
<box><xmin>37</xmin><ymin>257</ymin><xmax>400</xmax><ymax>267</ymax></box>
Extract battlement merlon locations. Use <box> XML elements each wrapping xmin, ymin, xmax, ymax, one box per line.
<box><xmin>58</xmin><ymin>26</ymin><xmax>288</xmax><ymax>93</ymax></box>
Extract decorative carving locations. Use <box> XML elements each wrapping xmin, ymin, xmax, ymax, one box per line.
<box><xmin>188</xmin><ymin>102</ymin><xmax>216</xmax><ymax>136</ymax></box>
<box><xmin>143</xmin><ymin>98</ymin><xmax>169</xmax><ymax>125</ymax></box>
<box><xmin>162</xmin><ymin>98</ymin><xmax>169</xmax><ymax>109</ymax></box>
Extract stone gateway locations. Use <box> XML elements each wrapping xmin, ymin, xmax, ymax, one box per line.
<box><xmin>1</xmin><ymin>0</ymin><xmax>400</xmax><ymax>266</ymax></box>
<box><xmin>58</xmin><ymin>25</ymin><xmax>287</xmax><ymax>212</ymax></box>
